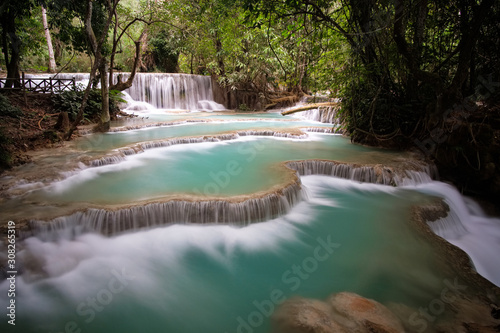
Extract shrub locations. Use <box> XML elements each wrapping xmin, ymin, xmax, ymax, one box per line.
<box><xmin>0</xmin><ymin>94</ymin><xmax>23</xmax><ymax>119</ymax></box>
<box><xmin>52</xmin><ymin>87</ymin><xmax>124</xmax><ymax>122</ymax></box>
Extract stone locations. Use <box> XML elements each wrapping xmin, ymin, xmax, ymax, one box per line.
<box><xmin>271</xmin><ymin>292</ymin><xmax>405</xmax><ymax>333</ymax></box>
<box><xmin>328</xmin><ymin>292</ymin><xmax>405</xmax><ymax>333</ymax></box>
<box><xmin>272</xmin><ymin>297</ymin><xmax>348</xmax><ymax>333</ymax></box>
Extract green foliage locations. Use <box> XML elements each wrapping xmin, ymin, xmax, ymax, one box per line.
<box><xmin>237</xmin><ymin>103</ymin><xmax>251</xmax><ymax>112</ymax></box>
<box><xmin>17</xmin><ymin>6</ymin><xmax>46</xmax><ymax>63</ymax></box>
<box><xmin>46</xmin><ymin>0</ymin><xmax>111</xmax><ymax>56</ymax></box>
<box><xmin>0</xmin><ymin>0</ymin><xmax>45</xmax><ymax>77</ymax></box>
<box><xmin>242</xmin><ymin>0</ymin><xmax>498</xmax><ymax>145</ymax></box>
<box><xmin>52</xmin><ymin>88</ymin><xmax>123</xmax><ymax>122</ymax></box>
<box><xmin>10</xmin><ymin>0</ymin><xmax>499</xmax><ymax>147</ymax></box>
<box><xmin>150</xmin><ymin>30</ymin><xmax>181</xmax><ymax>72</ymax></box>
<box><xmin>0</xmin><ymin>95</ymin><xmax>23</xmax><ymax>119</ymax></box>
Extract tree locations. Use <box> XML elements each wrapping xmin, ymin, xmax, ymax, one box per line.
<box><xmin>155</xmin><ymin>0</ymin><xmax>341</xmax><ymax>109</ymax></box>
<box><xmin>244</xmin><ymin>0</ymin><xmax>498</xmax><ymax>145</ymax></box>
<box><xmin>393</xmin><ymin>0</ymin><xmax>496</xmax><ymax>110</ymax></box>
<box><xmin>41</xmin><ymin>5</ymin><xmax>57</xmax><ymax>73</ymax></box>
<box><xmin>108</xmin><ymin>0</ymin><xmax>157</xmax><ymax>91</ymax></box>
<box><xmin>0</xmin><ymin>0</ymin><xmax>40</xmax><ymax>87</ymax></box>
<box><xmin>46</xmin><ymin>0</ymin><xmax>154</xmax><ymax>137</ymax></box>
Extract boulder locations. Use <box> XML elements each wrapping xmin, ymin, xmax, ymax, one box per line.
<box><xmin>271</xmin><ymin>292</ymin><xmax>405</xmax><ymax>333</ymax></box>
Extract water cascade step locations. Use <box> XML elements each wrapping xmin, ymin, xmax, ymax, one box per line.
<box><xmin>119</xmin><ymin>73</ymin><xmax>225</xmax><ymax>110</ymax></box>
<box><xmin>26</xmin><ymin>159</ymin><xmax>436</xmax><ymax>240</ymax></box>
<box><xmin>26</xmin><ymin>180</ymin><xmax>304</xmax><ymax>241</ymax></box>
<box><xmin>290</xmin><ymin>105</ymin><xmax>340</xmax><ymax>124</ymax></box>
<box><xmin>41</xmin><ymin>72</ymin><xmax>226</xmax><ymax>111</ymax></box>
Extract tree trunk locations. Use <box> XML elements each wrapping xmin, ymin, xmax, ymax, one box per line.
<box><xmin>393</xmin><ymin>0</ymin><xmax>443</xmax><ymax>93</ymax></box>
<box><xmin>41</xmin><ymin>5</ymin><xmax>56</xmax><ymax>73</ymax></box>
<box><xmin>0</xmin><ymin>13</ymin><xmax>21</xmax><ymax>88</ymax></box>
<box><xmin>65</xmin><ymin>0</ymin><xmax>119</xmax><ymax>139</ymax></box>
<box><xmin>95</xmin><ymin>61</ymin><xmax>110</xmax><ymax>132</ymax></box>
<box><xmin>281</xmin><ymin>102</ymin><xmax>338</xmax><ymax>115</ymax></box>
<box><xmin>214</xmin><ymin>32</ymin><xmax>225</xmax><ymax>76</ymax></box>
<box><xmin>65</xmin><ymin>0</ymin><xmax>100</xmax><ymax>140</ymax></box>
<box><xmin>448</xmin><ymin>0</ymin><xmax>495</xmax><ymax>98</ymax></box>
<box><xmin>1</xmin><ymin>29</ymin><xmax>9</xmax><ymax>76</ymax></box>
<box><xmin>109</xmin><ymin>40</ymin><xmax>142</xmax><ymax>91</ymax></box>
<box><xmin>65</xmin><ymin>65</ymin><xmax>98</xmax><ymax>140</ymax></box>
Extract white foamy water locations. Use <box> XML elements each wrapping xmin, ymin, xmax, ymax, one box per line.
<box><xmin>1</xmin><ymin>176</ymin><xmax>465</xmax><ymax>333</ymax></box>
<box><xmin>411</xmin><ymin>181</ymin><xmax>500</xmax><ymax>286</ymax></box>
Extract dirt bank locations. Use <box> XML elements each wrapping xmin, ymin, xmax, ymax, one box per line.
<box><xmin>0</xmin><ymin>92</ymin><xmax>64</xmax><ymax>170</ymax></box>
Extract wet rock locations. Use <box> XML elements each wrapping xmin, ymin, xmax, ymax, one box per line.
<box><xmin>327</xmin><ymin>292</ymin><xmax>405</xmax><ymax>333</ymax></box>
<box><xmin>272</xmin><ymin>298</ymin><xmax>349</xmax><ymax>333</ymax></box>
<box><xmin>272</xmin><ymin>292</ymin><xmax>404</xmax><ymax>333</ymax></box>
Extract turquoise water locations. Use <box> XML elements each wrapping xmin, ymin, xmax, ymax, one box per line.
<box><xmin>76</xmin><ymin>119</ymin><xmax>331</xmax><ymax>153</ymax></box>
<box><xmin>5</xmin><ymin>177</ymin><xmax>453</xmax><ymax>333</ymax></box>
<box><xmin>111</xmin><ymin>110</ymin><xmax>291</xmax><ymax>127</ymax></box>
<box><xmin>0</xmin><ymin>111</ymin><xmax>498</xmax><ymax>333</ymax></box>
<box><xmin>37</xmin><ymin>134</ymin><xmax>395</xmax><ymax>204</ymax></box>
<box><xmin>118</xmin><ymin>110</ymin><xmax>288</xmax><ymax>123</ymax></box>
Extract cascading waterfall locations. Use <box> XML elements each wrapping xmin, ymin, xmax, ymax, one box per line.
<box><xmin>294</xmin><ymin>105</ymin><xmax>340</xmax><ymax>124</ymax></box>
<box><xmin>118</xmin><ymin>73</ymin><xmax>225</xmax><ymax>111</ymax></box>
<box><xmin>87</xmin><ymin>130</ymin><xmax>307</xmax><ymax>167</ymax></box>
<box><xmin>303</xmin><ymin>127</ymin><xmax>343</xmax><ymax>134</ymax></box>
<box><xmin>26</xmin><ymin>181</ymin><xmax>304</xmax><ymax>240</ymax></box>
<box><xmin>25</xmin><ymin>159</ymin><xmax>437</xmax><ymax>240</ymax></box>
<box><xmin>286</xmin><ymin>159</ymin><xmax>435</xmax><ymax>186</ymax></box>
<box><xmin>413</xmin><ymin>181</ymin><xmax>500</xmax><ymax>285</ymax></box>
<box><xmin>39</xmin><ymin>72</ymin><xmax>226</xmax><ymax>111</ymax></box>
<box><xmin>3</xmin><ymin>69</ymin><xmax>500</xmax><ymax>333</ymax></box>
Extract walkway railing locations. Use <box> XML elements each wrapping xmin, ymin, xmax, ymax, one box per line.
<box><xmin>0</xmin><ymin>73</ymin><xmax>76</xmax><ymax>94</ymax></box>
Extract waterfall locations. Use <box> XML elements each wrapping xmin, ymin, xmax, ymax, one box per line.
<box><xmin>236</xmin><ymin>130</ymin><xmax>307</xmax><ymax>139</ymax></box>
<box><xmin>117</xmin><ymin>73</ymin><xmax>225</xmax><ymax>111</ymax></box>
<box><xmin>26</xmin><ymin>181</ymin><xmax>304</xmax><ymax>240</ymax></box>
<box><xmin>26</xmin><ymin>158</ymin><xmax>437</xmax><ymax>240</ymax></box>
<box><xmin>286</xmin><ymin>160</ymin><xmax>435</xmax><ymax>186</ymax></box>
<box><xmin>85</xmin><ymin>131</ymin><xmax>307</xmax><ymax>167</ymax></box>
<box><xmin>294</xmin><ymin>106</ymin><xmax>340</xmax><ymax>124</ymax></box>
<box><xmin>39</xmin><ymin>72</ymin><xmax>225</xmax><ymax>111</ymax></box>
<box><xmin>414</xmin><ymin>181</ymin><xmax>500</xmax><ymax>286</ymax></box>
<box><xmin>303</xmin><ymin>127</ymin><xmax>344</xmax><ymax>134</ymax></box>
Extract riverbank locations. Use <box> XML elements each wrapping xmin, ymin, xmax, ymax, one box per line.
<box><xmin>0</xmin><ymin>92</ymin><xmax>63</xmax><ymax>170</ymax></box>
<box><xmin>349</xmin><ymin>94</ymin><xmax>500</xmax><ymax>212</ymax></box>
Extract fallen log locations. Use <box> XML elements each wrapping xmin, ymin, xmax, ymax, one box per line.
<box><xmin>281</xmin><ymin>102</ymin><xmax>337</xmax><ymax>116</ymax></box>
<box><xmin>265</xmin><ymin>95</ymin><xmax>300</xmax><ymax>110</ymax></box>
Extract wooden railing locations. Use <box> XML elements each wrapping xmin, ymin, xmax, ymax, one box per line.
<box><xmin>0</xmin><ymin>73</ymin><xmax>76</xmax><ymax>94</ymax></box>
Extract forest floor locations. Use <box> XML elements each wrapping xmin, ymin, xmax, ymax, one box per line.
<box><xmin>0</xmin><ymin>92</ymin><xmax>66</xmax><ymax>170</ymax></box>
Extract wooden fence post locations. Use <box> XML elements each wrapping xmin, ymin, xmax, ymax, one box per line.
<box><xmin>22</xmin><ymin>72</ymin><xmax>27</xmax><ymax>105</ymax></box>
